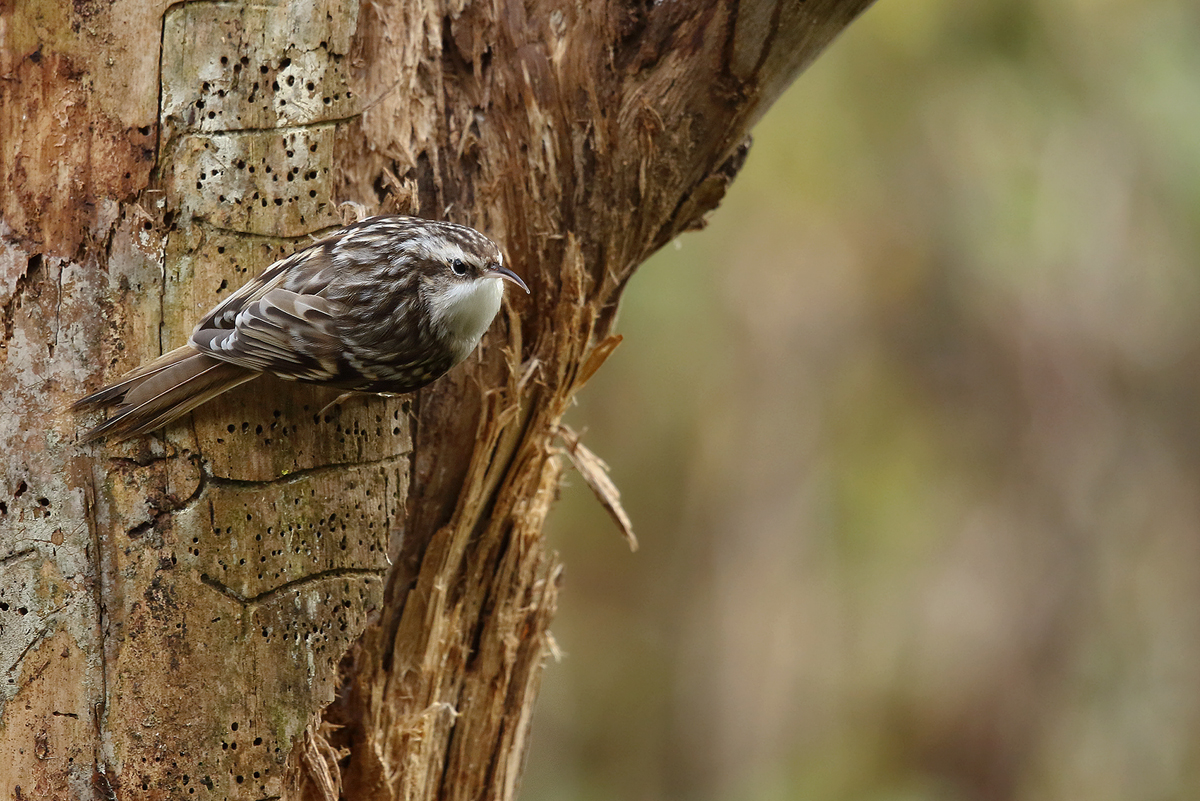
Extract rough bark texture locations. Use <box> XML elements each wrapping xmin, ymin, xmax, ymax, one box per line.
<box><xmin>0</xmin><ymin>0</ymin><xmax>871</xmax><ymax>799</ymax></box>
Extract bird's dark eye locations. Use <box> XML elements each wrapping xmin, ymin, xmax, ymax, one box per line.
<box><xmin>451</xmin><ymin>258</ymin><xmax>467</xmax><ymax>276</ymax></box>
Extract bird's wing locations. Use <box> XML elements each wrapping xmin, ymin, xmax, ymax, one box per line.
<box><xmin>189</xmin><ymin>228</ymin><xmax>361</xmax><ymax>381</ymax></box>
<box><xmin>191</xmin><ymin>287</ymin><xmax>350</xmax><ymax>383</ymax></box>
<box><xmin>193</xmin><ymin>233</ymin><xmax>345</xmax><ymax>332</ymax></box>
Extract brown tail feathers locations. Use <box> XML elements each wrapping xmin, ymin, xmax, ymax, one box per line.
<box><xmin>73</xmin><ymin>346</ymin><xmax>258</xmax><ymax>442</ymax></box>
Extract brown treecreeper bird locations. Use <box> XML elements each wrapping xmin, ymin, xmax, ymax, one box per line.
<box><xmin>74</xmin><ymin>215</ymin><xmax>529</xmax><ymax>442</ymax></box>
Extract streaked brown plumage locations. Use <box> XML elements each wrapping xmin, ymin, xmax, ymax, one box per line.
<box><xmin>74</xmin><ymin>215</ymin><xmax>528</xmax><ymax>442</ymax></box>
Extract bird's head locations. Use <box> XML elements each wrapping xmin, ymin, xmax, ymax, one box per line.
<box><xmin>414</xmin><ymin>224</ymin><xmax>529</xmax><ymax>361</ymax></box>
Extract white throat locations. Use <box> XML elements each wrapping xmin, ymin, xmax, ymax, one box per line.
<box><xmin>429</xmin><ymin>277</ymin><xmax>505</xmax><ymax>362</ymax></box>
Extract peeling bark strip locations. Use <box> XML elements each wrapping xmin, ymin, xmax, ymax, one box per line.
<box><xmin>1</xmin><ymin>0</ymin><xmax>870</xmax><ymax>798</ymax></box>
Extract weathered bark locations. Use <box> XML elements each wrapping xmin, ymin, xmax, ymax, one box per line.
<box><xmin>0</xmin><ymin>0</ymin><xmax>871</xmax><ymax>799</ymax></box>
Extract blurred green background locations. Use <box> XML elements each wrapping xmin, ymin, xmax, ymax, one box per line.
<box><xmin>523</xmin><ymin>0</ymin><xmax>1200</xmax><ymax>799</ymax></box>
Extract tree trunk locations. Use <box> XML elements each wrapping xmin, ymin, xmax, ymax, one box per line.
<box><xmin>0</xmin><ymin>0</ymin><xmax>871</xmax><ymax>798</ymax></box>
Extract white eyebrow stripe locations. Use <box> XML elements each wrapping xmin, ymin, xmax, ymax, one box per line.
<box><xmin>408</xmin><ymin>236</ymin><xmax>469</xmax><ymax>265</ymax></box>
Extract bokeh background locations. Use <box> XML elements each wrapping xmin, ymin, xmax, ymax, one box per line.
<box><xmin>523</xmin><ymin>0</ymin><xmax>1200</xmax><ymax>799</ymax></box>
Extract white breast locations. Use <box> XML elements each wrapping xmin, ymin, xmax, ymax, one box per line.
<box><xmin>429</xmin><ymin>277</ymin><xmax>505</xmax><ymax>363</ymax></box>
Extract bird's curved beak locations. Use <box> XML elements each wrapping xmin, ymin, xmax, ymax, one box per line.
<box><xmin>489</xmin><ymin>264</ymin><xmax>530</xmax><ymax>294</ymax></box>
